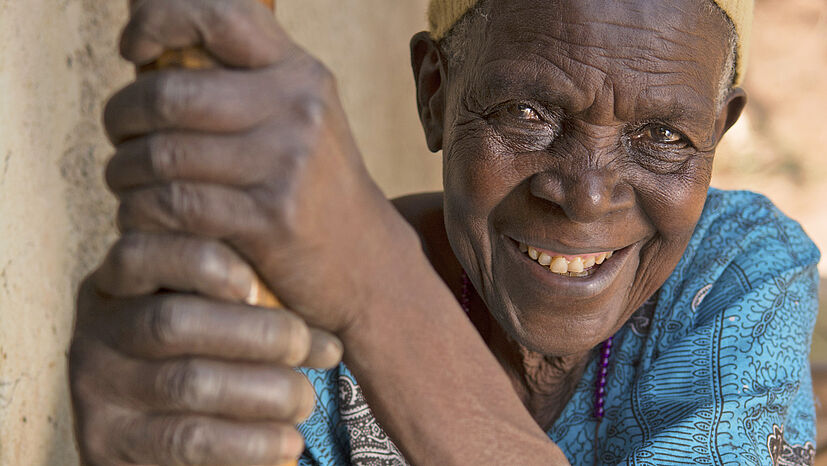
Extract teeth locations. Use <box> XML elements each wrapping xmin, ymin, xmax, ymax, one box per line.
<box><xmin>568</xmin><ymin>257</ymin><xmax>584</xmax><ymax>273</ymax></box>
<box><xmin>550</xmin><ymin>257</ymin><xmax>569</xmax><ymax>274</ymax></box>
<box><xmin>519</xmin><ymin>241</ymin><xmax>616</xmax><ymax>277</ymax></box>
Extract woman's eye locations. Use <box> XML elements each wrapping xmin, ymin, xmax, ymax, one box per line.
<box><xmin>507</xmin><ymin>103</ymin><xmax>541</xmax><ymax>121</ymax></box>
<box><xmin>637</xmin><ymin>125</ymin><xmax>685</xmax><ymax>144</ymax></box>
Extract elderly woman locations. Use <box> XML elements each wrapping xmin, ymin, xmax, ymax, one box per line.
<box><xmin>69</xmin><ymin>0</ymin><xmax>820</xmax><ymax>464</ymax></box>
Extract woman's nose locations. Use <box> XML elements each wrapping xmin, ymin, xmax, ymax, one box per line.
<box><xmin>529</xmin><ymin>168</ymin><xmax>634</xmax><ymax>223</ymax></box>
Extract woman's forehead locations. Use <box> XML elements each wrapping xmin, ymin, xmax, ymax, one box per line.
<box><xmin>457</xmin><ymin>0</ymin><xmax>731</xmax><ymax>119</ymax></box>
<box><xmin>477</xmin><ymin>0</ymin><xmax>730</xmax><ymax>64</ymax></box>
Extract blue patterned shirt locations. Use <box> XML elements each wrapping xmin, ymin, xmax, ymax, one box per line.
<box><xmin>298</xmin><ymin>189</ymin><xmax>821</xmax><ymax>465</ymax></box>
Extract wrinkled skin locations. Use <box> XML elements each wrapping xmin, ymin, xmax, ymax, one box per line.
<box><xmin>410</xmin><ymin>0</ymin><xmax>745</xmax><ymax>427</ymax></box>
<box><xmin>69</xmin><ymin>0</ymin><xmax>746</xmax><ymax>463</ymax></box>
<box><xmin>420</xmin><ymin>0</ymin><xmax>745</xmax><ymax>356</ymax></box>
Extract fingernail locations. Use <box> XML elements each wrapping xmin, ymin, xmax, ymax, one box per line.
<box><xmin>243</xmin><ymin>273</ymin><xmax>259</xmax><ymax>305</ymax></box>
<box><xmin>231</xmin><ymin>263</ymin><xmax>257</xmax><ymax>303</ymax></box>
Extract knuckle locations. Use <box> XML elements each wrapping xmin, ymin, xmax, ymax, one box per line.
<box><xmin>257</xmin><ymin>312</ymin><xmax>305</xmax><ymax>358</ymax></box>
<box><xmin>293</xmin><ymin>93</ymin><xmax>328</xmax><ymax>127</ymax></box>
<box><xmin>166</xmin><ymin>182</ymin><xmax>202</xmax><ymax>229</ymax></box>
<box><xmin>206</xmin><ymin>0</ymin><xmax>248</xmax><ymax>36</ymax></box>
<box><xmin>309</xmin><ymin>60</ymin><xmax>337</xmax><ymax>101</ymax></box>
<box><xmin>149</xmin><ymin>73</ymin><xmax>194</xmax><ymax>126</ymax></box>
<box><xmin>306</xmin><ymin>58</ymin><xmax>334</xmax><ymax>87</ymax></box>
<box><xmin>108</xmin><ymin>233</ymin><xmax>147</xmax><ymax>279</ymax></box>
<box><xmin>267</xmin><ymin>195</ymin><xmax>299</xmax><ymax>241</ymax></box>
<box><xmin>146</xmin><ymin>133</ymin><xmax>181</xmax><ymax>181</ymax></box>
<box><xmin>157</xmin><ymin>360</ymin><xmax>210</xmax><ymax>410</ymax></box>
<box><xmin>162</xmin><ymin>417</ymin><xmax>209</xmax><ymax>465</ymax></box>
<box><xmin>190</xmin><ymin>240</ymin><xmax>228</xmax><ymax>282</ymax></box>
<box><xmin>146</xmin><ymin>296</ymin><xmax>182</xmax><ymax>347</ymax></box>
<box><xmin>287</xmin><ymin>58</ymin><xmax>335</xmax><ymax>127</ymax></box>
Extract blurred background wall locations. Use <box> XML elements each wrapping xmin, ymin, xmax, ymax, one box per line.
<box><xmin>0</xmin><ymin>0</ymin><xmax>823</xmax><ymax>464</ymax></box>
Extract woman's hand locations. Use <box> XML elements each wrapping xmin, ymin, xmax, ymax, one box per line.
<box><xmin>105</xmin><ymin>0</ymin><xmax>421</xmax><ymax>334</ymax></box>
<box><xmin>72</xmin><ymin>2</ymin><xmax>426</xmax><ymax>462</ymax></box>
<box><xmin>70</xmin><ymin>232</ymin><xmax>327</xmax><ymax>465</ymax></box>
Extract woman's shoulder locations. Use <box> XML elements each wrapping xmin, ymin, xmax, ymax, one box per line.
<box><xmin>696</xmin><ymin>188</ymin><xmax>819</xmax><ymax>265</ymax></box>
<box><xmin>649</xmin><ymin>188</ymin><xmax>820</xmax><ymax>371</ymax></box>
<box><xmin>670</xmin><ymin>188</ymin><xmax>820</xmax><ymax>296</ymax></box>
<box><xmin>391</xmin><ymin>192</ymin><xmax>463</xmax><ymax>283</ymax></box>
<box><xmin>391</xmin><ymin>191</ymin><xmax>444</xmax><ymax>235</ymax></box>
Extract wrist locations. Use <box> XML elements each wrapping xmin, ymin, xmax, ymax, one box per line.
<box><xmin>337</xmin><ymin>213</ymin><xmax>446</xmax><ymax>348</ymax></box>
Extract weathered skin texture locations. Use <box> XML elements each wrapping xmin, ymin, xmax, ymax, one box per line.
<box><xmin>411</xmin><ymin>0</ymin><xmax>745</xmax><ymax>428</ymax></box>
<box><xmin>69</xmin><ymin>0</ymin><xmax>746</xmax><ymax>464</ymax></box>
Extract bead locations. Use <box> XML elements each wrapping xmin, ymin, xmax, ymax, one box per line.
<box><xmin>592</xmin><ymin>337</ymin><xmax>613</xmax><ymax>420</ymax></box>
<box><xmin>460</xmin><ymin>272</ymin><xmax>471</xmax><ymax>314</ymax></box>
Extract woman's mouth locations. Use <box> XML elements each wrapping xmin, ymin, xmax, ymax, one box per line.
<box><xmin>518</xmin><ymin>242</ymin><xmax>615</xmax><ymax>278</ymax></box>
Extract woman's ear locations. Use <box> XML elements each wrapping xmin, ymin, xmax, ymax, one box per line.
<box><xmin>714</xmin><ymin>87</ymin><xmax>747</xmax><ymax>142</ymax></box>
<box><xmin>410</xmin><ymin>31</ymin><xmax>446</xmax><ymax>153</ymax></box>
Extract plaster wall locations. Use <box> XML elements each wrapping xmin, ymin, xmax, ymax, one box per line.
<box><xmin>0</xmin><ymin>2</ymin><xmax>432</xmax><ymax>464</ymax></box>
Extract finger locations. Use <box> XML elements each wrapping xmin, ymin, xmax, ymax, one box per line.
<box><xmin>110</xmin><ymin>294</ymin><xmax>312</xmax><ymax>366</ymax></box>
<box><xmin>105</xmin><ymin>129</ymin><xmax>280</xmax><ymax>191</ymax></box>
<box><xmin>302</xmin><ymin>329</ymin><xmax>344</xmax><ymax>370</ymax></box>
<box><xmin>117</xmin><ymin>413</ymin><xmax>303</xmax><ymax>465</ymax></box>
<box><xmin>113</xmin><ymin>357</ymin><xmax>316</xmax><ymax>423</ymax></box>
<box><xmin>122</xmin><ymin>0</ymin><xmax>295</xmax><ymax>68</ymax></box>
<box><xmin>116</xmin><ymin>182</ymin><xmax>267</xmax><ymax>238</ymax></box>
<box><xmin>103</xmin><ymin>68</ymin><xmax>274</xmax><ymax>143</ymax></box>
<box><xmin>93</xmin><ymin>232</ymin><xmax>255</xmax><ymax>302</ymax></box>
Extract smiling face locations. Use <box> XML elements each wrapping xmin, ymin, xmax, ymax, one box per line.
<box><xmin>413</xmin><ymin>0</ymin><xmax>746</xmax><ymax>356</ymax></box>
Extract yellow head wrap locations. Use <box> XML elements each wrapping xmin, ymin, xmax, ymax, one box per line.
<box><xmin>428</xmin><ymin>0</ymin><xmax>753</xmax><ymax>85</ymax></box>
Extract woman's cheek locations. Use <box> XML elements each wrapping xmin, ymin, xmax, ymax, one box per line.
<box><xmin>444</xmin><ymin>135</ymin><xmax>512</xmax><ymax>218</ymax></box>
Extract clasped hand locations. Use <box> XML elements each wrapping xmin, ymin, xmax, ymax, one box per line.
<box><xmin>69</xmin><ymin>0</ymin><xmax>419</xmax><ymax>463</ymax></box>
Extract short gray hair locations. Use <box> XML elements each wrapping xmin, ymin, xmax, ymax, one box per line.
<box><xmin>438</xmin><ymin>0</ymin><xmax>738</xmax><ymax>111</ymax></box>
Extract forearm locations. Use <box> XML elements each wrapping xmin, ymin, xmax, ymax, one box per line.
<box><xmin>340</xmin><ymin>231</ymin><xmax>570</xmax><ymax>466</ymax></box>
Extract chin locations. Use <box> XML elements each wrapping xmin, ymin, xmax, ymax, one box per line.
<box><xmin>478</xmin><ymin>236</ymin><xmax>644</xmax><ymax>356</ymax></box>
<box><xmin>490</xmin><ymin>296</ymin><xmax>627</xmax><ymax>357</ymax></box>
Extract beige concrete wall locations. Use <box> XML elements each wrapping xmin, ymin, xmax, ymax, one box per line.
<box><xmin>0</xmin><ymin>2</ymin><xmax>433</xmax><ymax>464</ymax></box>
<box><xmin>0</xmin><ymin>1</ymin><xmax>130</xmax><ymax>464</ymax></box>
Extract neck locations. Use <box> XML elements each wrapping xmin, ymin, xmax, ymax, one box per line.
<box><xmin>461</xmin><ymin>277</ymin><xmax>591</xmax><ymax>431</ymax></box>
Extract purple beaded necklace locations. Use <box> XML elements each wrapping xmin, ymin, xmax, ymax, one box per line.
<box><xmin>459</xmin><ymin>271</ymin><xmax>612</xmax><ymax>421</ymax></box>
